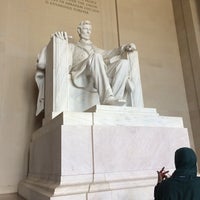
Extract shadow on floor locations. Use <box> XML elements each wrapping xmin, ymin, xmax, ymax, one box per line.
<box><xmin>0</xmin><ymin>193</ymin><xmax>24</xmax><ymax>200</ymax></box>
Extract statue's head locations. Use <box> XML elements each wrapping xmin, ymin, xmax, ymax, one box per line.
<box><xmin>77</xmin><ymin>20</ymin><xmax>92</xmax><ymax>40</ymax></box>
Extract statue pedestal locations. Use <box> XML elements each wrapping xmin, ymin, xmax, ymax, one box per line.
<box><xmin>18</xmin><ymin>106</ymin><xmax>190</xmax><ymax>200</ymax></box>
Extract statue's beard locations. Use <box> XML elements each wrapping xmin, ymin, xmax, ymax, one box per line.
<box><xmin>80</xmin><ymin>34</ymin><xmax>91</xmax><ymax>41</ymax></box>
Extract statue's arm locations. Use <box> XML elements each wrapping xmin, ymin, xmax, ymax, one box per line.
<box><xmin>37</xmin><ymin>46</ymin><xmax>47</xmax><ymax>70</ymax></box>
<box><xmin>121</xmin><ymin>43</ymin><xmax>136</xmax><ymax>53</ymax></box>
<box><xmin>101</xmin><ymin>43</ymin><xmax>137</xmax><ymax>64</ymax></box>
<box><xmin>35</xmin><ymin>46</ymin><xmax>47</xmax><ymax>115</ymax></box>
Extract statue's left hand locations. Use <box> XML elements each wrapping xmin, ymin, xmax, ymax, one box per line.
<box><xmin>124</xmin><ymin>43</ymin><xmax>136</xmax><ymax>52</ymax></box>
<box><xmin>52</xmin><ymin>31</ymin><xmax>69</xmax><ymax>40</ymax></box>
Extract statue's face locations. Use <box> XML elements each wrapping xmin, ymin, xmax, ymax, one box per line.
<box><xmin>79</xmin><ymin>24</ymin><xmax>92</xmax><ymax>40</ymax></box>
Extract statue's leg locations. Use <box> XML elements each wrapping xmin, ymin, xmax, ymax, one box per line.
<box><xmin>87</xmin><ymin>53</ymin><xmax>126</xmax><ymax>105</ymax></box>
<box><xmin>107</xmin><ymin>59</ymin><xmax>129</xmax><ymax>99</ymax></box>
<box><xmin>87</xmin><ymin>53</ymin><xmax>114</xmax><ymax>103</ymax></box>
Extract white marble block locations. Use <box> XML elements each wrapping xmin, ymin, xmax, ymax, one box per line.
<box><xmin>18</xmin><ymin>107</ymin><xmax>190</xmax><ymax>200</ymax></box>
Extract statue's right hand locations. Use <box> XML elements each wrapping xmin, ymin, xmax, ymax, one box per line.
<box><xmin>52</xmin><ymin>31</ymin><xmax>68</xmax><ymax>40</ymax></box>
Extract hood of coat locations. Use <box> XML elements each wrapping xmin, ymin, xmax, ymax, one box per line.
<box><xmin>173</xmin><ymin>147</ymin><xmax>197</xmax><ymax>178</ymax></box>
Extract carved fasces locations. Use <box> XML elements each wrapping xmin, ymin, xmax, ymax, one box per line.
<box><xmin>35</xmin><ymin>33</ymin><xmax>71</xmax><ymax>117</ymax></box>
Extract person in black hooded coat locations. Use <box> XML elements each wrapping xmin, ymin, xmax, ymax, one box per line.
<box><xmin>154</xmin><ymin>147</ymin><xmax>200</xmax><ymax>200</ymax></box>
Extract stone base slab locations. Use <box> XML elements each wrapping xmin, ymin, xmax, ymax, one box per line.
<box><xmin>19</xmin><ymin>107</ymin><xmax>190</xmax><ymax>200</ymax></box>
<box><xmin>19</xmin><ymin>176</ymin><xmax>156</xmax><ymax>200</ymax></box>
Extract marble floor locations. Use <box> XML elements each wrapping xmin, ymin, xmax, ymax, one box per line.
<box><xmin>0</xmin><ymin>194</ymin><xmax>24</xmax><ymax>200</ymax></box>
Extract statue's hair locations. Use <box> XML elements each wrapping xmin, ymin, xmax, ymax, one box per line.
<box><xmin>77</xmin><ymin>20</ymin><xmax>92</xmax><ymax>32</ymax></box>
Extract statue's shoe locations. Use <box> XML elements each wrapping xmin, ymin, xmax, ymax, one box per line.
<box><xmin>103</xmin><ymin>96</ymin><xmax>126</xmax><ymax>106</ymax></box>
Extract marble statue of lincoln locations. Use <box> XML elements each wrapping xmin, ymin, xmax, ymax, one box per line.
<box><xmin>35</xmin><ymin>20</ymin><xmax>144</xmax><ymax>115</ymax></box>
